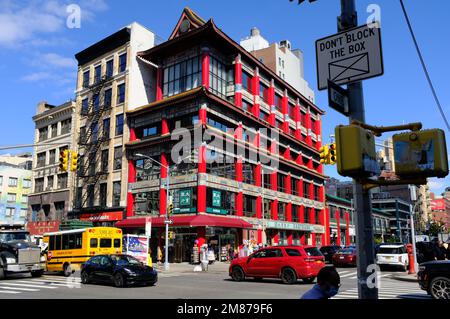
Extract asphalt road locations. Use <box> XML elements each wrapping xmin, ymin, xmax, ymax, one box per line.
<box><xmin>0</xmin><ymin>265</ymin><xmax>429</xmax><ymax>299</ymax></box>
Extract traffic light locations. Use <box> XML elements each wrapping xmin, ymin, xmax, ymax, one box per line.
<box><xmin>167</xmin><ymin>203</ymin><xmax>174</xmax><ymax>216</ymax></box>
<box><xmin>329</xmin><ymin>143</ymin><xmax>337</xmax><ymax>165</ymax></box>
<box><xmin>393</xmin><ymin>129</ymin><xmax>448</xmax><ymax>178</ymax></box>
<box><xmin>319</xmin><ymin>144</ymin><xmax>330</xmax><ymax>165</ymax></box>
<box><xmin>59</xmin><ymin>149</ymin><xmax>69</xmax><ymax>171</ymax></box>
<box><xmin>335</xmin><ymin>125</ymin><xmax>379</xmax><ymax>178</ymax></box>
<box><xmin>70</xmin><ymin>151</ymin><xmax>79</xmax><ymax>172</ymax></box>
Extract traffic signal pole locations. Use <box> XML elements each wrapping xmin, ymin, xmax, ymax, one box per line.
<box><xmin>339</xmin><ymin>0</ymin><xmax>378</xmax><ymax>299</ymax></box>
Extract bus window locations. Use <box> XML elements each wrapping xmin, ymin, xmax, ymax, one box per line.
<box><xmin>49</xmin><ymin>235</ymin><xmax>55</xmax><ymax>250</ymax></box>
<box><xmin>55</xmin><ymin>235</ymin><xmax>62</xmax><ymax>250</ymax></box>
<box><xmin>62</xmin><ymin>234</ymin><xmax>69</xmax><ymax>250</ymax></box>
<box><xmin>100</xmin><ymin>238</ymin><xmax>112</xmax><ymax>248</ymax></box>
<box><xmin>114</xmin><ymin>238</ymin><xmax>121</xmax><ymax>248</ymax></box>
<box><xmin>75</xmin><ymin>233</ymin><xmax>82</xmax><ymax>249</ymax></box>
<box><xmin>90</xmin><ymin>238</ymin><xmax>98</xmax><ymax>248</ymax></box>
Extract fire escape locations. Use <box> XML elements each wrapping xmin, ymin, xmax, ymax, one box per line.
<box><xmin>74</xmin><ymin>75</ymin><xmax>113</xmax><ymax>212</ymax></box>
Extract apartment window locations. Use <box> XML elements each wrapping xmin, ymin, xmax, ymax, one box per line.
<box><xmin>291</xmin><ymin>178</ymin><xmax>298</xmax><ymax>196</ymax></box>
<box><xmin>20</xmin><ymin>209</ymin><xmax>28</xmax><ymax>219</ymax></box>
<box><xmin>35</xmin><ymin>178</ymin><xmax>44</xmax><ymax>193</ymax></box>
<box><xmin>113</xmin><ymin>147</ymin><xmax>122</xmax><ymax>170</ymax></box>
<box><xmin>207</xmin><ymin>117</ymin><xmax>229</xmax><ymax>133</ymax></box>
<box><xmin>57</xmin><ymin>173</ymin><xmax>68</xmax><ymax>189</ymax></box>
<box><xmin>81</xmin><ymin>98</ymin><xmax>89</xmax><ymax>115</ymax></box>
<box><xmin>91</xmin><ymin>122</ymin><xmax>98</xmax><ymax>142</ymax></box>
<box><xmin>61</xmin><ymin>119</ymin><xmax>71</xmax><ymax>134</ymax></box>
<box><xmin>119</xmin><ymin>53</ymin><xmax>127</xmax><ymax>73</ymax></box>
<box><xmin>5</xmin><ymin>208</ymin><xmax>15</xmax><ymax>217</ymax></box>
<box><xmin>106</xmin><ymin>60</ymin><xmax>114</xmax><ymax>78</ymax></box>
<box><xmin>115</xmin><ymin>114</ymin><xmax>124</xmax><ymax>136</ymax></box>
<box><xmin>47</xmin><ymin>176</ymin><xmax>54</xmax><ymax>190</ymax></box>
<box><xmin>83</xmin><ymin>70</ymin><xmax>90</xmax><ymax>88</ymax></box>
<box><xmin>242</xmin><ymin>163</ymin><xmax>254</xmax><ymax>184</ymax></box>
<box><xmin>79</xmin><ymin>126</ymin><xmax>86</xmax><ymax>144</ymax></box>
<box><xmin>87</xmin><ymin>184</ymin><xmax>94</xmax><ymax>207</ymax></box>
<box><xmin>104</xmin><ymin>88</ymin><xmax>112</xmax><ymax>108</ymax></box>
<box><xmin>94</xmin><ymin>65</ymin><xmax>101</xmax><ymax>83</ymax></box>
<box><xmin>259</xmin><ymin>83</ymin><xmax>269</xmax><ymax>102</ymax></box>
<box><xmin>242</xmin><ymin>99</ymin><xmax>252</xmax><ymax>113</ymax></box>
<box><xmin>277</xmin><ymin>174</ymin><xmax>285</xmax><ymax>192</ymax></box>
<box><xmin>243</xmin><ymin>195</ymin><xmax>257</xmax><ymax>218</ymax></box>
<box><xmin>103</xmin><ymin>118</ymin><xmax>110</xmax><ymax>139</ymax></box>
<box><xmin>23</xmin><ymin>179</ymin><xmax>31</xmax><ymax>189</ymax></box>
<box><xmin>39</xmin><ymin>127</ymin><xmax>48</xmax><ymax>141</ymax></box>
<box><xmin>101</xmin><ymin>150</ymin><xmax>109</xmax><ymax>173</ymax></box>
<box><xmin>93</xmin><ymin>94</ymin><xmax>100</xmax><ymax>112</ymax></box>
<box><xmin>209</xmin><ymin>56</ymin><xmax>228</xmax><ymax>98</ymax></box>
<box><xmin>136</xmin><ymin>158</ymin><xmax>160</xmax><ymax>181</ymax></box>
<box><xmin>117</xmin><ymin>83</ymin><xmax>125</xmax><ymax>104</ymax></box>
<box><xmin>7</xmin><ymin>193</ymin><xmax>16</xmax><ymax>202</ymax></box>
<box><xmin>241</xmin><ymin>71</ymin><xmax>252</xmax><ymax>92</ymax></box>
<box><xmin>292</xmin><ymin>206</ymin><xmax>299</xmax><ymax>222</ymax></box>
<box><xmin>278</xmin><ymin>202</ymin><xmax>286</xmax><ymax>221</ymax></box>
<box><xmin>304</xmin><ymin>207</ymin><xmax>310</xmax><ymax>223</ymax></box>
<box><xmin>113</xmin><ymin>181</ymin><xmax>121</xmax><ymax>207</ymax></box>
<box><xmin>100</xmin><ymin>183</ymin><xmax>107</xmax><ymax>207</ymax></box>
<box><xmin>88</xmin><ymin>152</ymin><xmax>96</xmax><ymax>175</ymax></box>
<box><xmin>275</xmin><ymin>94</ymin><xmax>283</xmax><ymax>112</ymax></box>
<box><xmin>143</xmin><ymin>126</ymin><xmax>158</xmax><ymax>138</ymax></box>
<box><xmin>51</xmin><ymin>123</ymin><xmax>58</xmax><ymax>138</ymax></box>
<box><xmin>48</xmin><ymin>149</ymin><xmax>56</xmax><ymax>164</ymax></box>
<box><xmin>8</xmin><ymin>177</ymin><xmax>18</xmax><ymax>187</ymax></box>
<box><xmin>303</xmin><ymin>181</ymin><xmax>310</xmax><ymax>198</ymax></box>
<box><xmin>163</xmin><ymin>55</ymin><xmax>201</xmax><ymax>97</ymax></box>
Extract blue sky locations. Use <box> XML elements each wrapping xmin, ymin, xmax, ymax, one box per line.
<box><xmin>0</xmin><ymin>0</ymin><xmax>448</xmax><ymax>194</ymax></box>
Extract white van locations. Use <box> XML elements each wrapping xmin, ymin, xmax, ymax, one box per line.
<box><xmin>376</xmin><ymin>244</ymin><xmax>409</xmax><ymax>271</ymax></box>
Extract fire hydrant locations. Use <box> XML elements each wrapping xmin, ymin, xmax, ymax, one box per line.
<box><xmin>406</xmin><ymin>244</ymin><xmax>415</xmax><ymax>274</ymax></box>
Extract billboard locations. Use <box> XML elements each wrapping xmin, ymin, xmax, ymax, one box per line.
<box><xmin>123</xmin><ymin>234</ymin><xmax>149</xmax><ymax>265</ymax></box>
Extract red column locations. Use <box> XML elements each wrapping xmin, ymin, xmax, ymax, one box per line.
<box><xmin>126</xmin><ymin>159</ymin><xmax>136</xmax><ymax>217</ymax></box>
<box><xmin>129</xmin><ymin>127</ymin><xmax>136</xmax><ymax>141</ymax></box>
<box><xmin>299</xmin><ymin>207</ymin><xmax>306</xmax><ymax>245</ymax></box>
<box><xmin>286</xmin><ymin>174</ymin><xmax>293</xmax><ymax>245</ymax></box>
<box><xmin>161</xmin><ymin>118</ymin><xmax>169</xmax><ymax>135</ymax></box>
<box><xmin>307</xmin><ymin>157</ymin><xmax>314</xmax><ymax>170</ymax></box>
<box><xmin>325</xmin><ymin>207</ymin><xmax>331</xmax><ymax>245</ymax></box>
<box><xmin>335</xmin><ymin>209</ymin><xmax>341</xmax><ymax>246</ymax></box>
<box><xmin>296</xmin><ymin>152</ymin><xmax>304</xmax><ymax>166</ymax></box>
<box><xmin>283</xmin><ymin>146</ymin><xmax>291</xmax><ymax>161</ymax></box>
<box><xmin>315</xmin><ymin>114</ymin><xmax>322</xmax><ymax>151</ymax></box>
<box><xmin>156</xmin><ymin>66</ymin><xmax>163</xmax><ymax>101</ymax></box>
<box><xmin>345</xmin><ymin>211</ymin><xmax>350</xmax><ymax>246</ymax></box>
<box><xmin>255</xmin><ymin>163</ymin><xmax>263</xmax><ymax>243</ymax></box>
<box><xmin>199</xmin><ymin>104</ymin><xmax>207</xmax><ymax>125</ymax></box>
<box><xmin>197</xmin><ymin>227</ymin><xmax>206</xmax><ymax>252</ymax></box>
<box><xmin>309</xmin><ymin>182</ymin><xmax>315</xmax><ymax>201</ymax></box>
<box><xmin>310</xmin><ymin>207</ymin><xmax>316</xmax><ymax>245</ymax></box>
<box><xmin>236</xmin><ymin>157</ymin><xmax>243</xmax><ymax>217</ymax></box>
<box><xmin>197</xmin><ymin>144</ymin><xmax>207</xmax><ymax>214</ymax></box>
<box><xmin>305</xmin><ymin>107</ymin><xmax>312</xmax><ymax>146</ymax></box>
<box><xmin>282</xmin><ymin>90</ymin><xmax>289</xmax><ymax>134</ymax></box>
<box><xmin>319</xmin><ymin>209</ymin><xmax>326</xmax><ymax>245</ymax></box>
<box><xmin>234</xmin><ymin>54</ymin><xmax>242</xmax><ymax>108</ymax></box>
<box><xmin>252</xmin><ymin>68</ymin><xmax>260</xmax><ymax>118</ymax></box>
<box><xmin>201</xmin><ymin>48</ymin><xmax>210</xmax><ymax>89</ymax></box>
<box><xmin>159</xmin><ymin>152</ymin><xmax>168</xmax><ymax>216</ymax></box>
<box><xmin>268</xmin><ymin>80</ymin><xmax>276</xmax><ymax>126</ymax></box>
<box><xmin>271</xmin><ymin>170</ymin><xmax>278</xmax><ymax>244</ymax></box>
<box><xmin>294</xmin><ymin>99</ymin><xmax>302</xmax><ymax>141</ymax></box>
<box><xmin>319</xmin><ymin>185</ymin><xmax>325</xmax><ymax>203</ymax></box>
<box><xmin>298</xmin><ymin>178</ymin><xmax>304</xmax><ymax>197</ymax></box>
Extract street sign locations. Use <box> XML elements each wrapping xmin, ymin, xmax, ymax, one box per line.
<box><xmin>165</xmin><ymin>219</ymin><xmax>173</xmax><ymax>224</ymax></box>
<box><xmin>327</xmin><ymin>79</ymin><xmax>349</xmax><ymax>116</ymax></box>
<box><xmin>316</xmin><ymin>22</ymin><xmax>383</xmax><ymax>90</ymax></box>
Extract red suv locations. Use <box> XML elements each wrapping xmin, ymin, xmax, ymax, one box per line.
<box><xmin>229</xmin><ymin>245</ymin><xmax>325</xmax><ymax>284</ymax></box>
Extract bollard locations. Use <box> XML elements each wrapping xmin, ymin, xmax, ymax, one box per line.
<box><xmin>408</xmin><ymin>253</ymin><xmax>415</xmax><ymax>274</ymax></box>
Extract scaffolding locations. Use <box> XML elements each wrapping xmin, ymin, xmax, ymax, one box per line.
<box><xmin>73</xmin><ymin>75</ymin><xmax>114</xmax><ymax>212</ymax></box>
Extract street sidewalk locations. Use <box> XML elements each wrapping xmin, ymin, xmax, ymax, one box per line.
<box><xmin>154</xmin><ymin>261</ymin><xmax>230</xmax><ymax>274</ymax></box>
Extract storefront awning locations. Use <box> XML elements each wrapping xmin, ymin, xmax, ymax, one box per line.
<box><xmin>115</xmin><ymin>215</ymin><xmax>253</xmax><ymax>229</ymax></box>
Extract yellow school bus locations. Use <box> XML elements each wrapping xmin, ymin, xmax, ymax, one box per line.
<box><xmin>43</xmin><ymin>227</ymin><xmax>122</xmax><ymax>276</ymax></box>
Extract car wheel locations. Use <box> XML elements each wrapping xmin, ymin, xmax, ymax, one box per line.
<box><xmin>114</xmin><ymin>273</ymin><xmax>125</xmax><ymax>288</ymax></box>
<box><xmin>231</xmin><ymin>267</ymin><xmax>245</xmax><ymax>282</ymax></box>
<box><xmin>281</xmin><ymin>268</ymin><xmax>297</xmax><ymax>285</ymax></box>
<box><xmin>31</xmin><ymin>270</ymin><xmax>43</xmax><ymax>278</ymax></box>
<box><xmin>430</xmin><ymin>277</ymin><xmax>450</xmax><ymax>300</ymax></box>
<box><xmin>302</xmin><ymin>277</ymin><xmax>315</xmax><ymax>284</ymax></box>
<box><xmin>81</xmin><ymin>271</ymin><xmax>90</xmax><ymax>284</ymax></box>
<box><xmin>63</xmin><ymin>264</ymin><xmax>72</xmax><ymax>277</ymax></box>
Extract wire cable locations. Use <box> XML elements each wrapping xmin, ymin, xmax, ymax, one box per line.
<box><xmin>399</xmin><ymin>0</ymin><xmax>450</xmax><ymax>132</ymax></box>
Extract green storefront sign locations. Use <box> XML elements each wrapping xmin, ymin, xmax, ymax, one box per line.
<box><xmin>179</xmin><ymin>189</ymin><xmax>192</xmax><ymax>206</ymax></box>
<box><xmin>212</xmin><ymin>190</ymin><xmax>221</xmax><ymax>207</ymax></box>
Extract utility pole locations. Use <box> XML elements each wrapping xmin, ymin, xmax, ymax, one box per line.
<box><xmin>338</xmin><ymin>0</ymin><xmax>378</xmax><ymax>299</ymax></box>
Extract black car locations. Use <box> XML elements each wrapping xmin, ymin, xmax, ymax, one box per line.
<box><xmin>319</xmin><ymin>245</ymin><xmax>341</xmax><ymax>264</ymax></box>
<box><xmin>417</xmin><ymin>260</ymin><xmax>450</xmax><ymax>299</ymax></box>
<box><xmin>81</xmin><ymin>254</ymin><xmax>158</xmax><ymax>288</ymax></box>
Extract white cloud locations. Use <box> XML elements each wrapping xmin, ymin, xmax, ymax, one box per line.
<box><xmin>0</xmin><ymin>0</ymin><xmax>108</xmax><ymax>48</ymax></box>
<box><xmin>428</xmin><ymin>177</ymin><xmax>449</xmax><ymax>195</ymax></box>
<box><xmin>41</xmin><ymin>53</ymin><xmax>76</xmax><ymax>68</ymax></box>
<box><xmin>21</xmin><ymin>72</ymin><xmax>53</xmax><ymax>82</ymax></box>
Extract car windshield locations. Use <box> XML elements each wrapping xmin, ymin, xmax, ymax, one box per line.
<box><xmin>0</xmin><ymin>232</ymin><xmax>31</xmax><ymax>243</ymax></box>
<box><xmin>305</xmin><ymin>247</ymin><xmax>322</xmax><ymax>256</ymax></box>
<box><xmin>111</xmin><ymin>255</ymin><xmax>142</xmax><ymax>266</ymax></box>
<box><xmin>338</xmin><ymin>249</ymin><xmax>355</xmax><ymax>254</ymax></box>
<box><xmin>378</xmin><ymin>247</ymin><xmax>402</xmax><ymax>254</ymax></box>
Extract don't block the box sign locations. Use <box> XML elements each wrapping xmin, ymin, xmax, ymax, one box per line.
<box><xmin>393</xmin><ymin>129</ymin><xmax>449</xmax><ymax>178</ymax></box>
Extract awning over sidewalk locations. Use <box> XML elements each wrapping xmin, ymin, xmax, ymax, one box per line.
<box><xmin>115</xmin><ymin>214</ymin><xmax>253</xmax><ymax>229</ymax></box>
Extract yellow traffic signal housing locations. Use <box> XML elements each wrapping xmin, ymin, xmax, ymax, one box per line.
<box><xmin>167</xmin><ymin>203</ymin><xmax>174</xmax><ymax>216</ymax></box>
<box><xmin>329</xmin><ymin>143</ymin><xmax>337</xmax><ymax>165</ymax></box>
<box><xmin>335</xmin><ymin>125</ymin><xmax>380</xmax><ymax>178</ymax></box>
<box><xmin>70</xmin><ymin>151</ymin><xmax>79</xmax><ymax>172</ymax></box>
<box><xmin>59</xmin><ymin>150</ymin><xmax>69</xmax><ymax>171</ymax></box>
<box><xmin>393</xmin><ymin>129</ymin><xmax>449</xmax><ymax>178</ymax></box>
<box><xmin>319</xmin><ymin>144</ymin><xmax>330</xmax><ymax>164</ymax></box>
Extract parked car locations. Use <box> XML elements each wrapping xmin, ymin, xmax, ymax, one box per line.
<box><xmin>332</xmin><ymin>248</ymin><xmax>357</xmax><ymax>267</ymax></box>
<box><xmin>229</xmin><ymin>245</ymin><xmax>325</xmax><ymax>284</ymax></box>
<box><xmin>417</xmin><ymin>260</ymin><xmax>450</xmax><ymax>299</ymax></box>
<box><xmin>80</xmin><ymin>254</ymin><xmax>157</xmax><ymax>288</ymax></box>
<box><xmin>376</xmin><ymin>244</ymin><xmax>409</xmax><ymax>271</ymax></box>
<box><xmin>319</xmin><ymin>245</ymin><xmax>341</xmax><ymax>264</ymax></box>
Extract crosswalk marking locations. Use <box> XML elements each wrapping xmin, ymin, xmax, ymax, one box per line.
<box><xmin>0</xmin><ymin>290</ymin><xmax>20</xmax><ymax>294</ymax></box>
<box><xmin>0</xmin><ymin>286</ymin><xmax>39</xmax><ymax>292</ymax></box>
<box><xmin>29</xmin><ymin>279</ymin><xmax>81</xmax><ymax>287</ymax></box>
<box><xmin>0</xmin><ymin>282</ymin><xmax>58</xmax><ymax>289</ymax></box>
<box><xmin>340</xmin><ymin>272</ymin><xmax>357</xmax><ymax>278</ymax></box>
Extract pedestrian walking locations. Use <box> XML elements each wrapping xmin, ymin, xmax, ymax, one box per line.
<box><xmin>301</xmin><ymin>266</ymin><xmax>341</xmax><ymax>299</ymax></box>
